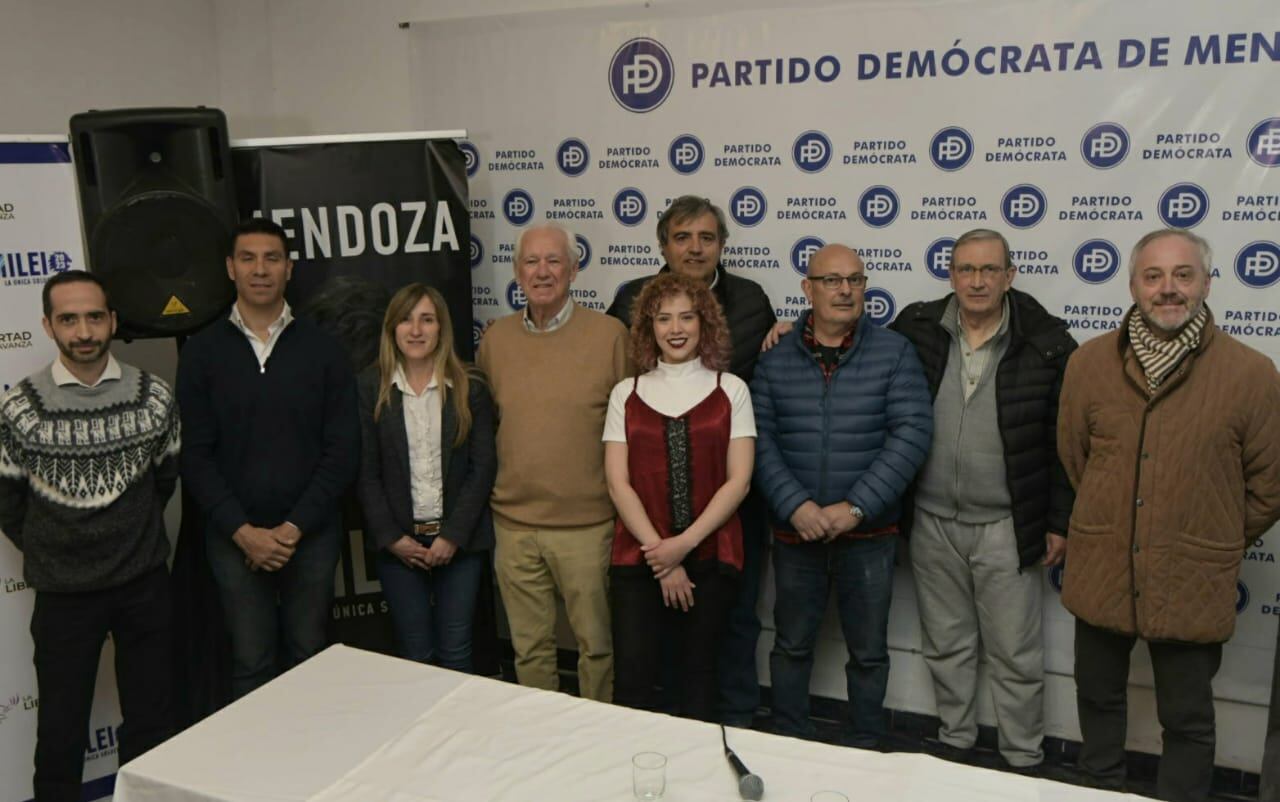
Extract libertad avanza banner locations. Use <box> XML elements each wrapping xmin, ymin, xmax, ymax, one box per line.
<box><xmin>0</xmin><ymin>137</ymin><xmax>115</xmax><ymax>802</ymax></box>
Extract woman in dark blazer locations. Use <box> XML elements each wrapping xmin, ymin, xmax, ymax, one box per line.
<box><xmin>357</xmin><ymin>283</ymin><xmax>496</xmax><ymax>671</ymax></box>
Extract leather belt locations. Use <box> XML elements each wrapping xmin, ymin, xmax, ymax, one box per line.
<box><xmin>413</xmin><ymin>521</ymin><xmax>441</xmax><ymax>536</ymax></box>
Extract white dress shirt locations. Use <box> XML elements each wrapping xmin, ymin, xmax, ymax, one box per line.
<box><xmin>51</xmin><ymin>353</ymin><xmax>122</xmax><ymax>388</ymax></box>
<box><xmin>229</xmin><ymin>301</ymin><xmax>294</xmax><ymax>372</ymax></box>
<box><xmin>393</xmin><ymin>367</ymin><xmax>445</xmax><ymax>522</ymax></box>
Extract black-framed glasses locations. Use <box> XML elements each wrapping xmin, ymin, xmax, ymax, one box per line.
<box><xmin>809</xmin><ymin>273</ymin><xmax>867</xmax><ymax>290</ymax></box>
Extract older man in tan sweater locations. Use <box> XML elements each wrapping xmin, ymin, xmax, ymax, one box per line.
<box><xmin>477</xmin><ymin>223</ymin><xmax>629</xmax><ymax>701</ymax></box>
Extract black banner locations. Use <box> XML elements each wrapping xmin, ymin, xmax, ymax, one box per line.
<box><xmin>232</xmin><ymin>138</ymin><xmax>473</xmax><ymax>360</ymax></box>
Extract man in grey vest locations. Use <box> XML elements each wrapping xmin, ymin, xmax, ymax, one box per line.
<box><xmin>890</xmin><ymin>228</ymin><xmax>1076</xmax><ymax>770</ymax></box>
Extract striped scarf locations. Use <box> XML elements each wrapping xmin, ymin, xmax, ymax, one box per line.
<box><xmin>1127</xmin><ymin>305</ymin><xmax>1208</xmax><ymax>392</ymax></box>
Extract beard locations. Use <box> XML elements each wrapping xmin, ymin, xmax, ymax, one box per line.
<box><xmin>56</xmin><ymin>336</ymin><xmax>110</xmax><ymax>364</ymax></box>
<box><xmin>1142</xmin><ymin>296</ymin><xmax>1203</xmax><ymax>334</ymax></box>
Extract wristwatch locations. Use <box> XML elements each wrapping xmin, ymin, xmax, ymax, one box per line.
<box><xmin>849</xmin><ymin>504</ymin><xmax>865</xmax><ymax>522</ymax></box>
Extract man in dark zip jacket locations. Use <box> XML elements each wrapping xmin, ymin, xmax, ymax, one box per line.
<box><xmin>752</xmin><ymin>243</ymin><xmax>932</xmax><ymax>747</ymax></box>
<box><xmin>889</xmin><ymin>228</ymin><xmax>1076</xmax><ymax>770</ymax></box>
<box><xmin>177</xmin><ymin>218</ymin><xmax>360</xmax><ymax>700</ymax></box>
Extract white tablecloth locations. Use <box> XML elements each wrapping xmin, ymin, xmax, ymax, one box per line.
<box><xmin>115</xmin><ymin>644</ymin><xmax>1147</xmax><ymax>802</ymax></box>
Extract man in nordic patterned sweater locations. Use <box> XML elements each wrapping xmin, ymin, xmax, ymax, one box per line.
<box><xmin>0</xmin><ymin>271</ymin><xmax>181</xmax><ymax>802</ymax></box>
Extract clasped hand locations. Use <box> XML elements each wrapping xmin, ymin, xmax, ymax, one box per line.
<box><xmin>234</xmin><ymin>523</ymin><xmax>300</xmax><ymax>571</ymax></box>
<box><xmin>641</xmin><ymin>533</ymin><xmax>693</xmax><ymax>579</ymax></box>
<box><xmin>789</xmin><ymin>500</ymin><xmax>861</xmax><ymax>542</ymax></box>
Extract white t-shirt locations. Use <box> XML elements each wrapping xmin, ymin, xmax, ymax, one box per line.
<box><xmin>603</xmin><ymin>359</ymin><xmax>756</xmax><ymax>443</ymax></box>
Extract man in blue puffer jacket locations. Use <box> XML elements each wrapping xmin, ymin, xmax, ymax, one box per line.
<box><xmin>752</xmin><ymin>243</ymin><xmax>933</xmax><ymax>748</ymax></box>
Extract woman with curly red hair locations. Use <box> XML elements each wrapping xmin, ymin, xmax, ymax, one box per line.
<box><xmin>603</xmin><ymin>272</ymin><xmax>755</xmax><ymax>720</ymax></box>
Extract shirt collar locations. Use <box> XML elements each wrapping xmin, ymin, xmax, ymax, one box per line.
<box><xmin>229</xmin><ymin>300</ymin><xmax>293</xmax><ymax>339</ymax></box>
<box><xmin>522</xmin><ymin>297</ymin><xmax>574</xmax><ymax>333</ymax></box>
<box><xmin>51</xmin><ymin>353</ymin><xmax>122</xmax><ymax>388</ymax></box>
<box><xmin>943</xmin><ymin>295</ymin><xmax>1010</xmax><ymax>342</ymax></box>
<box><xmin>391</xmin><ymin>365</ymin><xmax>444</xmax><ymax>397</ymax></box>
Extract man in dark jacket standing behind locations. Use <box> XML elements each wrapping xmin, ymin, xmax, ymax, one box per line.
<box><xmin>891</xmin><ymin>228</ymin><xmax>1076</xmax><ymax>771</ymax></box>
<box><xmin>1058</xmin><ymin>227</ymin><xmax>1280</xmax><ymax>801</ymax></box>
<box><xmin>752</xmin><ymin>243</ymin><xmax>932</xmax><ymax>747</ymax></box>
<box><xmin>607</xmin><ymin>195</ymin><xmax>779</xmax><ymax>726</ymax></box>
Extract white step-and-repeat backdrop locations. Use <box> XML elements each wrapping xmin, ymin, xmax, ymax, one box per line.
<box><xmin>0</xmin><ymin>138</ymin><xmax>118</xmax><ymax>802</ymax></box>
<box><xmin>411</xmin><ymin>0</ymin><xmax>1280</xmax><ymax>770</ymax></box>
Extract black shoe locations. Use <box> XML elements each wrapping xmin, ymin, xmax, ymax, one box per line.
<box><xmin>1040</xmin><ymin>763</ymin><xmax>1125</xmax><ymax>792</ymax></box>
<box><xmin>922</xmin><ymin>736</ymin><xmax>976</xmax><ymax>765</ymax></box>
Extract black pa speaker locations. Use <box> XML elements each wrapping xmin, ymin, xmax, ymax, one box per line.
<box><xmin>70</xmin><ymin>107</ymin><xmax>237</xmax><ymax>338</ymax></box>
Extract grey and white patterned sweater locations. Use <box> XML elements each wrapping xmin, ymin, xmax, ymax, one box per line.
<box><xmin>0</xmin><ymin>361</ymin><xmax>181</xmax><ymax>591</ymax></box>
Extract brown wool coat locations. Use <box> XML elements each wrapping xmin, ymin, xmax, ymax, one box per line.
<box><xmin>1057</xmin><ymin>310</ymin><xmax>1280</xmax><ymax>643</ymax></box>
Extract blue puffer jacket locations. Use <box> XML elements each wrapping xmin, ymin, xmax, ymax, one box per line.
<box><xmin>751</xmin><ymin>311</ymin><xmax>934</xmax><ymax>531</ymax></box>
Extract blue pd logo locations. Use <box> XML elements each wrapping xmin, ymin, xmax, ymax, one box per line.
<box><xmin>1073</xmin><ymin>239</ymin><xmax>1121</xmax><ymax>285</ymax></box>
<box><xmin>506</xmin><ymin>280</ymin><xmax>527</xmax><ymax>311</ymax></box>
<box><xmin>1001</xmin><ymin>184</ymin><xmax>1047</xmax><ymax>229</ymax></box>
<box><xmin>469</xmin><ymin>235</ymin><xmax>483</xmax><ymax>269</ymax></box>
<box><xmin>1158</xmin><ymin>182</ymin><xmax>1209</xmax><ymax>228</ymax></box>
<box><xmin>929</xmin><ymin>126</ymin><xmax>973</xmax><ymax>171</ymax></box>
<box><xmin>791</xmin><ymin>130</ymin><xmax>832</xmax><ymax>173</ymax></box>
<box><xmin>458</xmin><ymin>141</ymin><xmax>480</xmax><ymax>178</ymax></box>
<box><xmin>613</xmin><ymin>187</ymin><xmax>648</xmax><ymax>226</ymax></box>
<box><xmin>575</xmin><ymin>234</ymin><xmax>592</xmax><ymax>271</ymax></box>
<box><xmin>48</xmin><ymin>252</ymin><xmax>73</xmax><ymax>272</ymax></box>
<box><xmin>556</xmin><ymin>138</ymin><xmax>590</xmax><ymax>177</ymax></box>
<box><xmin>1237</xmin><ymin>580</ymin><xmax>1249</xmax><ymax>614</ymax></box>
<box><xmin>1235</xmin><ymin>241</ymin><xmax>1280</xmax><ymax>289</ymax></box>
<box><xmin>864</xmin><ymin>287</ymin><xmax>896</xmax><ymax>327</ymax></box>
<box><xmin>730</xmin><ymin>187</ymin><xmax>767</xmax><ymax>227</ymax></box>
<box><xmin>609</xmin><ymin>38</ymin><xmax>674</xmax><ymax>113</ymax></box>
<box><xmin>790</xmin><ymin>236</ymin><xmax>826</xmax><ymax>276</ymax></box>
<box><xmin>1247</xmin><ymin>117</ymin><xmax>1280</xmax><ymax>167</ymax></box>
<box><xmin>668</xmin><ymin>134</ymin><xmax>704</xmax><ymax>175</ymax></box>
<box><xmin>859</xmin><ymin>186</ymin><xmax>899</xmax><ymax>228</ymax></box>
<box><xmin>925</xmin><ymin>238</ymin><xmax>955</xmax><ymax>281</ymax></box>
<box><xmin>1081</xmin><ymin>122</ymin><xmax>1129</xmax><ymax>169</ymax></box>
<box><xmin>503</xmin><ymin>189</ymin><xmax>535</xmax><ymax>226</ymax></box>
<box><xmin>472</xmin><ymin>321</ymin><xmax>486</xmax><ymax>351</ymax></box>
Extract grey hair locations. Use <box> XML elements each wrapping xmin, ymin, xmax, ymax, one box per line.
<box><xmin>514</xmin><ymin>223</ymin><xmax>578</xmax><ymax>268</ymax></box>
<box><xmin>1128</xmin><ymin>228</ymin><xmax>1212</xmax><ymax>276</ymax></box>
<box><xmin>656</xmin><ymin>195</ymin><xmax>729</xmax><ymax>246</ymax></box>
<box><xmin>951</xmin><ymin>228</ymin><xmax>1013</xmax><ymax>270</ymax></box>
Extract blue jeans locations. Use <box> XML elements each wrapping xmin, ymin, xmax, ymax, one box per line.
<box><xmin>376</xmin><ymin>541</ymin><xmax>483</xmax><ymax>671</ymax></box>
<box><xmin>205</xmin><ymin>518</ymin><xmax>340</xmax><ymax>699</ymax></box>
<box><xmin>717</xmin><ymin>490</ymin><xmax>769</xmax><ymax>725</ymax></box>
<box><xmin>770</xmin><ymin>535</ymin><xmax>896</xmax><ymax>747</ymax></box>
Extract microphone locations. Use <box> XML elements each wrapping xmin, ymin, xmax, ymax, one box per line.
<box><xmin>721</xmin><ymin>724</ymin><xmax>765</xmax><ymax>800</ymax></box>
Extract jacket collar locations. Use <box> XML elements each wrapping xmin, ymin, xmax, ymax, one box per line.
<box><xmin>909</xmin><ymin>288</ymin><xmax>1071</xmax><ymax>359</ymax></box>
<box><xmin>790</xmin><ymin>308</ymin><xmax>868</xmax><ymax>365</ymax></box>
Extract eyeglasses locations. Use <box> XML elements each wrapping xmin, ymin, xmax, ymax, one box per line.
<box><xmin>808</xmin><ymin>273</ymin><xmax>867</xmax><ymax>290</ymax></box>
<box><xmin>952</xmin><ymin>265</ymin><xmax>1010</xmax><ymax>279</ymax></box>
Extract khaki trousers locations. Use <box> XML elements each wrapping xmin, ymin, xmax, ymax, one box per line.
<box><xmin>494</xmin><ymin>518</ymin><xmax>614</xmax><ymax>702</ymax></box>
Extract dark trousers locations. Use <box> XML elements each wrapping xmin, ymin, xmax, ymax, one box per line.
<box><xmin>612</xmin><ymin>568</ymin><xmax>736</xmax><ymax>721</ymax></box>
<box><xmin>375</xmin><ymin>543</ymin><xmax>484</xmax><ymax>671</ymax></box>
<box><xmin>770</xmin><ymin>535</ymin><xmax>896</xmax><ymax>748</ymax></box>
<box><xmin>205</xmin><ymin>519</ymin><xmax>340</xmax><ymax>699</ymax></box>
<box><xmin>31</xmin><ymin>567</ymin><xmax>173</xmax><ymax>802</ymax></box>
<box><xmin>1074</xmin><ymin>617</ymin><xmax>1222</xmax><ymax>802</ymax></box>
<box><xmin>717</xmin><ymin>490</ymin><xmax>769</xmax><ymax>725</ymax></box>
<box><xmin>1262</xmin><ymin>617</ymin><xmax>1280</xmax><ymax>802</ymax></box>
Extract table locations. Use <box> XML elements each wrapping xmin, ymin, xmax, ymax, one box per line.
<box><xmin>115</xmin><ymin>644</ymin><xmax>1145</xmax><ymax>801</ymax></box>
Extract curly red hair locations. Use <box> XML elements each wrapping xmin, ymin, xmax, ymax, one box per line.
<box><xmin>628</xmin><ymin>272</ymin><xmax>732</xmax><ymax>372</ymax></box>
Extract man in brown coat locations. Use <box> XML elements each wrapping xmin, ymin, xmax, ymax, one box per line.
<box><xmin>1058</xmin><ymin>227</ymin><xmax>1280</xmax><ymax>802</ymax></box>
